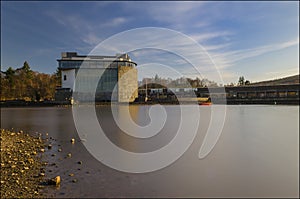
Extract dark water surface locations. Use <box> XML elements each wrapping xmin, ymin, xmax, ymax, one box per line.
<box><xmin>1</xmin><ymin>105</ymin><xmax>299</xmax><ymax>197</ymax></box>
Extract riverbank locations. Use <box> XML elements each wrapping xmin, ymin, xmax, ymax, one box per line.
<box><xmin>0</xmin><ymin>129</ymin><xmax>46</xmax><ymax>198</ymax></box>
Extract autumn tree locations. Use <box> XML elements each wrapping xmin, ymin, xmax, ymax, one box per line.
<box><xmin>1</xmin><ymin>62</ymin><xmax>60</xmax><ymax>101</ymax></box>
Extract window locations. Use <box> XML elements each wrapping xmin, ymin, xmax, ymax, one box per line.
<box><xmin>64</xmin><ymin>75</ymin><xmax>67</xmax><ymax>81</ymax></box>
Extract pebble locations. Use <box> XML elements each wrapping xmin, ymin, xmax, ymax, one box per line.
<box><xmin>67</xmin><ymin>153</ymin><xmax>72</xmax><ymax>158</ymax></box>
<box><xmin>58</xmin><ymin>148</ymin><xmax>62</xmax><ymax>152</ymax></box>
<box><xmin>70</xmin><ymin>138</ymin><xmax>75</xmax><ymax>144</ymax></box>
<box><xmin>69</xmin><ymin>173</ymin><xmax>74</xmax><ymax>177</ymax></box>
<box><xmin>48</xmin><ymin>176</ymin><xmax>61</xmax><ymax>186</ymax></box>
<box><xmin>48</xmin><ymin>144</ymin><xmax>52</xmax><ymax>149</ymax></box>
<box><xmin>40</xmin><ymin>149</ymin><xmax>45</xmax><ymax>153</ymax></box>
<box><xmin>72</xmin><ymin>179</ymin><xmax>77</xmax><ymax>183</ymax></box>
<box><xmin>77</xmin><ymin>161</ymin><xmax>82</xmax><ymax>165</ymax></box>
<box><xmin>27</xmin><ymin>158</ymin><xmax>34</xmax><ymax>164</ymax></box>
<box><xmin>1</xmin><ymin>130</ymin><xmax>46</xmax><ymax>197</ymax></box>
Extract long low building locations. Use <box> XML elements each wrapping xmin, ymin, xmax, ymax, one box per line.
<box><xmin>55</xmin><ymin>52</ymin><xmax>138</xmax><ymax>103</ymax></box>
<box><xmin>137</xmin><ymin>84</ymin><xmax>300</xmax><ymax>105</ymax></box>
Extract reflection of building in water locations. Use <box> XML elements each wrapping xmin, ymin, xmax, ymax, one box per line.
<box><xmin>55</xmin><ymin>52</ymin><xmax>138</xmax><ymax>102</ymax></box>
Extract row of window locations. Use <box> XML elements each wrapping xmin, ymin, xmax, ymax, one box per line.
<box><xmin>59</xmin><ymin>61</ymin><xmax>136</xmax><ymax>69</ymax></box>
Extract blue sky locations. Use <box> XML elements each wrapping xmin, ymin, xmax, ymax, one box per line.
<box><xmin>1</xmin><ymin>1</ymin><xmax>299</xmax><ymax>84</ymax></box>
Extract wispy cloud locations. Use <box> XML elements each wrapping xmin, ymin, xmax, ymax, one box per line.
<box><xmin>212</xmin><ymin>37</ymin><xmax>299</xmax><ymax>69</ymax></box>
<box><xmin>102</xmin><ymin>17</ymin><xmax>129</xmax><ymax>27</ymax></box>
<box><xmin>123</xmin><ymin>1</ymin><xmax>207</xmax><ymax>31</ymax></box>
<box><xmin>46</xmin><ymin>11</ymin><xmax>92</xmax><ymax>32</ymax></box>
<box><xmin>82</xmin><ymin>33</ymin><xmax>103</xmax><ymax>46</ymax></box>
<box><xmin>147</xmin><ymin>2</ymin><xmax>205</xmax><ymax>24</ymax></box>
<box><xmin>188</xmin><ymin>31</ymin><xmax>233</xmax><ymax>43</ymax></box>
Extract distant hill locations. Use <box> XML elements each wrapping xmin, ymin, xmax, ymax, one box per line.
<box><xmin>250</xmin><ymin>74</ymin><xmax>299</xmax><ymax>86</ymax></box>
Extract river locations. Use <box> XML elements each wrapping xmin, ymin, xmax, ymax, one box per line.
<box><xmin>1</xmin><ymin>105</ymin><xmax>299</xmax><ymax>197</ymax></box>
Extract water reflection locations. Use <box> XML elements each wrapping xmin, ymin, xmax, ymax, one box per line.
<box><xmin>1</xmin><ymin>105</ymin><xmax>298</xmax><ymax>197</ymax></box>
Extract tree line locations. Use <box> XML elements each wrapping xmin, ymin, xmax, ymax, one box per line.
<box><xmin>1</xmin><ymin>61</ymin><xmax>61</xmax><ymax>101</ymax></box>
<box><xmin>140</xmin><ymin>74</ymin><xmax>250</xmax><ymax>88</ymax></box>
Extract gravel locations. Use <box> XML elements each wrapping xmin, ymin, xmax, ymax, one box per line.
<box><xmin>1</xmin><ymin>129</ymin><xmax>46</xmax><ymax>198</ymax></box>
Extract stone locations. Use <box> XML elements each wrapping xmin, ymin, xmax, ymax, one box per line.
<box><xmin>70</xmin><ymin>138</ymin><xmax>75</xmax><ymax>144</ymax></box>
<box><xmin>27</xmin><ymin>158</ymin><xmax>34</xmax><ymax>164</ymax></box>
<box><xmin>77</xmin><ymin>161</ymin><xmax>82</xmax><ymax>165</ymax></box>
<box><xmin>47</xmin><ymin>144</ymin><xmax>52</xmax><ymax>149</ymax></box>
<box><xmin>48</xmin><ymin>176</ymin><xmax>61</xmax><ymax>186</ymax></box>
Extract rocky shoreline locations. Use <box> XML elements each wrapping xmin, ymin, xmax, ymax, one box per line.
<box><xmin>0</xmin><ymin>129</ymin><xmax>47</xmax><ymax>198</ymax></box>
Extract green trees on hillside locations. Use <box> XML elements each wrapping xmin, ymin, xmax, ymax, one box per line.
<box><xmin>1</xmin><ymin>61</ymin><xmax>61</xmax><ymax>101</ymax></box>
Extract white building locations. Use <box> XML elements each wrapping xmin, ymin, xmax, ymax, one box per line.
<box><xmin>55</xmin><ymin>52</ymin><xmax>138</xmax><ymax>103</ymax></box>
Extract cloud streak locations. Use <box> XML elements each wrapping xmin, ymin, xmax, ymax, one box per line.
<box><xmin>211</xmin><ymin>37</ymin><xmax>299</xmax><ymax>69</ymax></box>
<box><xmin>102</xmin><ymin>17</ymin><xmax>130</xmax><ymax>27</ymax></box>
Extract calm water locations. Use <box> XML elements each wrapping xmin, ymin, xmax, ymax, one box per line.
<box><xmin>1</xmin><ymin>105</ymin><xmax>299</xmax><ymax>197</ymax></box>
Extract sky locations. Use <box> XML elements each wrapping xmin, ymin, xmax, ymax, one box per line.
<box><xmin>1</xmin><ymin>1</ymin><xmax>299</xmax><ymax>84</ymax></box>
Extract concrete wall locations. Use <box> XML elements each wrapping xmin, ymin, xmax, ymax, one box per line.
<box><xmin>61</xmin><ymin>69</ymin><xmax>75</xmax><ymax>90</ymax></box>
<box><xmin>118</xmin><ymin>66</ymin><xmax>138</xmax><ymax>102</ymax></box>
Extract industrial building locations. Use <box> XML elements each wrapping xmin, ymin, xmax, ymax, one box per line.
<box><xmin>55</xmin><ymin>52</ymin><xmax>138</xmax><ymax>103</ymax></box>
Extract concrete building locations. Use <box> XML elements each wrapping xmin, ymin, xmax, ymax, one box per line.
<box><xmin>55</xmin><ymin>52</ymin><xmax>138</xmax><ymax>103</ymax></box>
